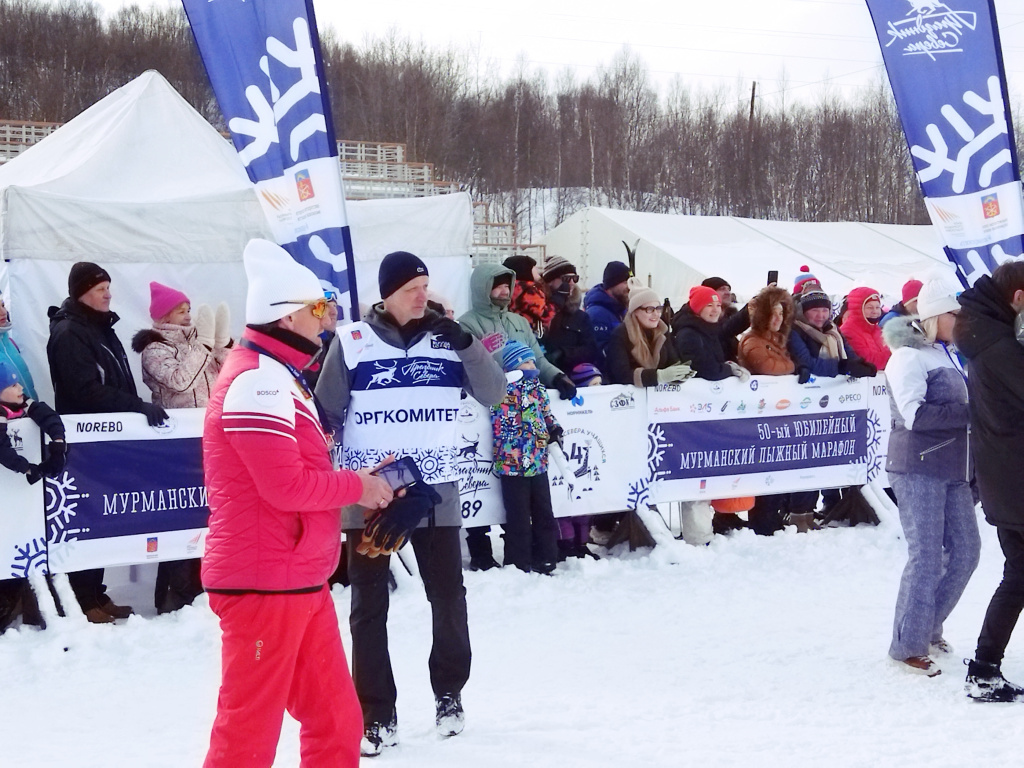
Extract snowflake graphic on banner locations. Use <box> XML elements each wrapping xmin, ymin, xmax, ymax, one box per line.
<box><xmin>864</xmin><ymin>408</ymin><xmax>886</xmax><ymax>483</ymax></box>
<box><xmin>229</xmin><ymin>17</ymin><xmax>326</xmax><ymax>166</ymax></box>
<box><xmin>9</xmin><ymin>538</ymin><xmax>47</xmax><ymax>579</ymax></box>
<box><xmin>627</xmin><ymin>479</ymin><xmax>651</xmax><ymax>510</ymax></box>
<box><xmin>911</xmin><ymin>76</ymin><xmax>1011</xmax><ymax>195</ymax></box>
<box><xmin>44</xmin><ymin>471</ymin><xmax>89</xmax><ymax>545</ymax></box>
<box><xmin>646</xmin><ymin>424</ymin><xmax>669</xmax><ymax>483</ymax></box>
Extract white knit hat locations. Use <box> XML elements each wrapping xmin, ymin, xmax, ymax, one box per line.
<box><xmin>243</xmin><ymin>239</ymin><xmax>325</xmax><ymax>324</ymax></box>
<box><xmin>915</xmin><ymin>276</ymin><xmax>961</xmax><ymax>322</ymax></box>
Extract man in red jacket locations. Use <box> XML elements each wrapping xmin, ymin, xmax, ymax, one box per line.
<box><xmin>201</xmin><ymin>239</ymin><xmax>394</xmax><ymax>768</ymax></box>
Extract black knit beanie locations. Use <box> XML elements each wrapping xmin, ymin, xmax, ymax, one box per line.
<box><xmin>503</xmin><ymin>255</ymin><xmax>537</xmax><ymax>283</ymax></box>
<box><xmin>603</xmin><ymin>261</ymin><xmax>631</xmax><ymax>289</ymax></box>
<box><xmin>69</xmin><ymin>262</ymin><xmax>111</xmax><ymax>300</ymax></box>
<box><xmin>379</xmin><ymin>251</ymin><xmax>428</xmax><ymax>299</ymax></box>
<box><xmin>701</xmin><ymin>276</ymin><xmax>730</xmax><ymax>291</ymax></box>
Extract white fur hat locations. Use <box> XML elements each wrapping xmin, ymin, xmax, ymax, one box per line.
<box><xmin>915</xmin><ymin>276</ymin><xmax>961</xmax><ymax>322</ymax></box>
<box><xmin>243</xmin><ymin>239</ymin><xmax>324</xmax><ymax>324</ymax></box>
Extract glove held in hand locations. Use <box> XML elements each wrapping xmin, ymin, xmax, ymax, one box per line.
<box><xmin>364</xmin><ymin>482</ymin><xmax>443</xmax><ymax>553</ymax></box>
<box><xmin>656</xmin><ymin>363</ymin><xmax>694</xmax><ymax>384</ymax></box>
<box><xmin>553</xmin><ymin>373</ymin><xmax>577</xmax><ymax>400</ymax></box>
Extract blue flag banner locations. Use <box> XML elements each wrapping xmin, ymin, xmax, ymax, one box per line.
<box><xmin>864</xmin><ymin>0</ymin><xmax>1024</xmax><ymax>285</ymax></box>
<box><xmin>181</xmin><ymin>0</ymin><xmax>359</xmax><ymax>319</ymax></box>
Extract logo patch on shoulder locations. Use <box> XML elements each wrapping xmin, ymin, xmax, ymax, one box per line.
<box><xmin>351</xmin><ymin>330</ymin><xmax>362</xmax><ymax>340</ymax></box>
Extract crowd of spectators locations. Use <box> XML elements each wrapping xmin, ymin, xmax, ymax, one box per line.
<box><xmin>4</xmin><ymin>248</ymin><xmax>1024</xmax><ymax>753</ymax></box>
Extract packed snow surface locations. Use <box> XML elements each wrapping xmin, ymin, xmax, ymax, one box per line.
<box><xmin>3</xmin><ymin>510</ymin><xmax>1024</xmax><ymax>767</ymax></box>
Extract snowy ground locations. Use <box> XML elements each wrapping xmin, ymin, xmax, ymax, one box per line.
<box><xmin>3</xmin><ymin>507</ymin><xmax>1024</xmax><ymax>768</ymax></box>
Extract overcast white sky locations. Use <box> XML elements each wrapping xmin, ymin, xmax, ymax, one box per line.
<box><xmin>94</xmin><ymin>0</ymin><xmax>1024</xmax><ymax>105</ymax></box>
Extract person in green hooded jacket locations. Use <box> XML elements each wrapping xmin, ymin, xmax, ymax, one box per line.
<box><xmin>457</xmin><ymin>263</ymin><xmax>577</xmax><ymax>571</ymax></box>
<box><xmin>458</xmin><ymin>263</ymin><xmax>577</xmax><ymax>399</ymax></box>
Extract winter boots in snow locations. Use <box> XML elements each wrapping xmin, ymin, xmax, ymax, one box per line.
<box><xmin>436</xmin><ymin>693</ymin><xmax>465</xmax><ymax>738</ymax></box>
<box><xmin>965</xmin><ymin>659</ymin><xmax>1024</xmax><ymax>702</ymax></box>
<box><xmin>895</xmin><ymin>655</ymin><xmax>941</xmax><ymax>677</ymax></box>
<box><xmin>360</xmin><ymin>716</ymin><xmax>398</xmax><ymax>757</ymax></box>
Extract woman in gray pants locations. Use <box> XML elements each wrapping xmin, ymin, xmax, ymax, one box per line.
<box><xmin>882</xmin><ymin>278</ymin><xmax>980</xmax><ymax>676</ymax></box>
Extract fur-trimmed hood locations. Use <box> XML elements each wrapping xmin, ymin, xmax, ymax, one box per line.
<box><xmin>747</xmin><ymin>286</ymin><xmax>795</xmax><ymax>339</ymax></box>
<box><xmin>881</xmin><ymin>314</ymin><xmax>928</xmax><ymax>351</ymax></box>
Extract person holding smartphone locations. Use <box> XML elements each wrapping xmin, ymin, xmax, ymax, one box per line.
<box><xmin>316</xmin><ymin>250</ymin><xmax>505</xmax><ymax>756</ymax></box>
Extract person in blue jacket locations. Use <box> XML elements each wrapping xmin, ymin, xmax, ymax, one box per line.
<box><xmin>789</xmin><ymin>286</ymin><xmax>876</xmax><ymax>381</ymax></box>
<box><xmin>584</xmin><ymin>261</ymin><xmax>631</xmax><ymax>373</ymax></box>
<box><xmin>0</xmin><ymin>291</ymin><xmax>37</xmax><ymax>400</ymax></box>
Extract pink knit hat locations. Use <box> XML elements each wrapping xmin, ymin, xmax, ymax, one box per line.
<box><xmin>901</xmin><ymin>279</ymin><xmax>923</xmax><ymax>305</ymax></box>
<box><xmin>149</xmin><ymin>281</ymin><xmax>190</xmax><ymax>321</ymax></box>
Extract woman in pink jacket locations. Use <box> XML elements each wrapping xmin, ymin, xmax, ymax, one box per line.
<box><xmin>132</xmin><ymin>281</ymin><xmax>231</xmax><ymax>613</ymax></box>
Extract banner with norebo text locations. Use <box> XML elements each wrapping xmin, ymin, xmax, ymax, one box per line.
<box><xmin>182</xmin><ymin>0</ymin><xmax>359</xmax><ymax>319</ymax></box>
<box><xmin>865</xmin><ymin>0</ymin><xmax>1023</xmax><ymax>285</ymax></box>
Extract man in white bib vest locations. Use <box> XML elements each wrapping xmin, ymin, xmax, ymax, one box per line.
<box><xmin>316</xmin><ymin>251</ymin><xmax>505</xmax><ymax>756</ymax></box>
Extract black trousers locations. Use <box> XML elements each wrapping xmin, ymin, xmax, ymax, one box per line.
<box><xmin>154</xmin><ymin>558</ymin><xmax>203</xmax><ymax>613</ymax></box>
<box><xmin>747</xmin><ymin>491</ymin><xmax>819</xmax><ymax>536</ymax></box>
<box><xmin>67</xmin><ymin>568</ymin><xmax>108</xmax><ymax>612</ymax></box>
<box><xmin>499</xmin><ymin>474</ymin><xmax>558</xmax><ymax>572</ymax></box>
<box><xmin>346</xmin><ymin>525</ymin><xmax>471</xmax><ymax>727</ymax></box>
<box><xmin>976</xmin><ymin>527</ymin><xmax>1024</xmax><ymax>664</ymax></box>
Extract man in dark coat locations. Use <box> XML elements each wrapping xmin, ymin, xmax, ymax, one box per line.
<box><xmin>46</xmin><ymin>262</ymin><xmax>167</xmax><ymax>623</ymax></box>
<box><xmin>954</xmin><ymin>261</ymin><xmax>1024</xmax><ymax>702</ymax></box>
<box><xmin>541</xmin><ymin>257</ymin><xmax>597</xmax><ymax>371</ymax></box>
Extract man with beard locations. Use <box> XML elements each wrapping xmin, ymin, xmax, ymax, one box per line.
<box><xmin>540</xmin><ymin>256</ymin><xmax>597</xmax><ymax>371</ymax></box>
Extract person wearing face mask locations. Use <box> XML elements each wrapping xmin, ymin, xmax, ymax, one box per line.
<box><xmin>839</xmin><ymin>286</ymin><xmax>891</xmax><ymax>371</ymax></box>
<box><xmin>540</xmin><ymin>257</ymin><xmax>597</xmax><ymax>372</ymax></box>
<box><xmin>882</xmin><ymin>277</ymin><xmax>980</xmax><ymax>679</ymax></box>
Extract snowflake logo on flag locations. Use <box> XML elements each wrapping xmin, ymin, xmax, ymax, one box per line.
<box><xmin>865</xmin><ymin>408</ymin><xmax>886</xmax><ymax>483</ymax></box>
<box><xmin>229</xmin><ymin>17</ymin><xmax>327</xmax><ymax>165</ymax></box>
<box><xmin>646</xmin><ymin>424</ymin><xmax>669</xmax><ymax>482</ymax></box>
<box><xmin>911</xmin><ymin>76</ymin><xmax>1012</xmax><ymax>195</ymax></box>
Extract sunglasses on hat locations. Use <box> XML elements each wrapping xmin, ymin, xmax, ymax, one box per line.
<box><xmin>271</xmin><ymin>297</ymin><xmax>329</xmax><ymax>319</ymax></box>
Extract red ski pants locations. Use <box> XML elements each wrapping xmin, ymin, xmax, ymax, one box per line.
<box><xmin>203</xmin><ymin>588</ymin><xmax>362</xmax><ymax>768</ymax></box>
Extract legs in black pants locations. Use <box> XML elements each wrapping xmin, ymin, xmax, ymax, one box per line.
<box><xmin>499</xmin><ymin>473</ymin><xmax>558</xmax><ymax>573</ymax></box>
<box><xmin>67</xmin><ymin>568</ymin><xmax>107</xmax><ymax>612</ymax></box>
<box><xmin>976</xmin><ymin>527</ymin><xmax>1024</xmax><ymax>664</ymax></box>
<box><xmin>346</xmin><ymin>525</ymin><xmax>471</xmax><ymax>728</ymax></box>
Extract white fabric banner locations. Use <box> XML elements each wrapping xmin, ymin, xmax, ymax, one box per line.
<box><xmin>0</xmin><ymin>423</ymin><xmax>45</xmax><ymax>579</ymax></box>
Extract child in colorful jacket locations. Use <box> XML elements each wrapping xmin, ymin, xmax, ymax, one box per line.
<box><xmin>492</xmin><ymin>341</ymin><xmax>563</xmax><ymax>574</ymax></box>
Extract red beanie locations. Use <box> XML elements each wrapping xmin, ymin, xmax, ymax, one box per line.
<box><xmin>901</xmin><ymin>279</ymin><xmax>923</xmax><ymax>305</ymax></box>
<box><xmin>149</xmin><ymin>281</ymin><xmax>190</xmax><ymax>321</ymax></box>
<box><xmin>689</xmin><ymin>285</ymin><xmax>719</xmax><ymax>313</ymax></box>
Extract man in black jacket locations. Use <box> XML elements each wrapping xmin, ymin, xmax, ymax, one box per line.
<box><xmin>46</xmin><ymin>262</ymin><xmax>168</xmax><ymax>623</ymax></box>
<box><xmin>955</xmin><ymin>261</ymin><xmax>1024</xmax><ymax>702</ymax></box>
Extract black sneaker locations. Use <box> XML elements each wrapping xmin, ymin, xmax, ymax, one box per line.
<box><xmin>360</xmin><ymin>717</ymin><xmax>398</xmax><ymax>757</ymax></box>
<box><xmin>435</xmin><ymin>693</ymin><xmax>465</xmax><ymax>737</ymax></box>
<box><xmin>965</xmin><ymin>659</ymin><xmax>1024</xmax><ymax>702</ymax></box>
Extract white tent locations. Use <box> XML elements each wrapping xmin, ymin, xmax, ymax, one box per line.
<box><xmin>0</xmin><ymin>71</ymin><xmax>473</xmax><ymax>402</ymax></box>
<box><xmin>539</xmin><ymin>207</ymin><xmax>955</xmax><ymax>304</ymax></box>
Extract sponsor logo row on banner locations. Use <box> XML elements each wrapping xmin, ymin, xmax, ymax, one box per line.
<box><xmin>0</xmin><ymin>377</ymin><xmax>891</xmax><ymax>572</ymax></box>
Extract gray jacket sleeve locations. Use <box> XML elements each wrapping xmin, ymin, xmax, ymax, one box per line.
<box><xmin>459</xmin><ymin>335</ymin><xmax>506</xmax><ymax>406</ymax></box>
<box><xmin>313</xmin><ymin>334</ymin><xmax>352</xmax><ymax>440</ymax></box>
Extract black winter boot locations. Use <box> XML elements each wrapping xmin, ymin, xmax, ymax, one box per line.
<box><xmin>965</xmin><ymin>659</ymin><xmax>1024</xmax><ymax>702</ymax></box>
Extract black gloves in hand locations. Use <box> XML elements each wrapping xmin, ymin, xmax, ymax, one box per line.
<box><xmin>554</xmin><ymin>373</ymin><xmax>577</xmax><ymax>401</ymax></box>
<box><xmin>431</xmin><ymin>317</ymin><xmax>473</xmax><ymax>351</ymax></box>
<box><xmin>549</xmin><ymin>425</ymin><xmax>564</xmax><ymax>449</ymax></box>
<box><xmin>38</xmin><ymin>450</ymin><xmax>66</xmax><ymax>478</ymax></box>
<box><xmin>364</xmin><ymin>482</ymin><xmax>443</xmax><ymax>553</ymax></box>
<box><xmin>797</xmin><ymin>367</ymin><xmax>812</xmax><ymax>385</ymax></box>
<box><xmin>25</xmin><ymin>464</ymin><xmax>43</xmax><ymax>485</ymax></box>
<box><xmin>140</xmin><ymin>402</ymin><xmax>169</xmax><ymax>426</ymax></box>
<box><xmin>845</xmin><ymin>359</ymin><xmax>878</xmax><ymax>378</ymax></box>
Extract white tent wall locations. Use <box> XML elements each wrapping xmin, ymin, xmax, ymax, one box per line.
<box><xmin>8</xmin><ymin>192</ymin><xmax>474</xmax><ymax>405</ymax></box>
<box><xmin>540</xmin><ymin>207</ymin><xmax>953</xmax><ymax>305</ymax></box>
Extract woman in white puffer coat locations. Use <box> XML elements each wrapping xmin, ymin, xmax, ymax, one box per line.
<box><xmin>132</xmin><ymin>281</ymin><xmax>232</xmax><ymax>613</ymax></box>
